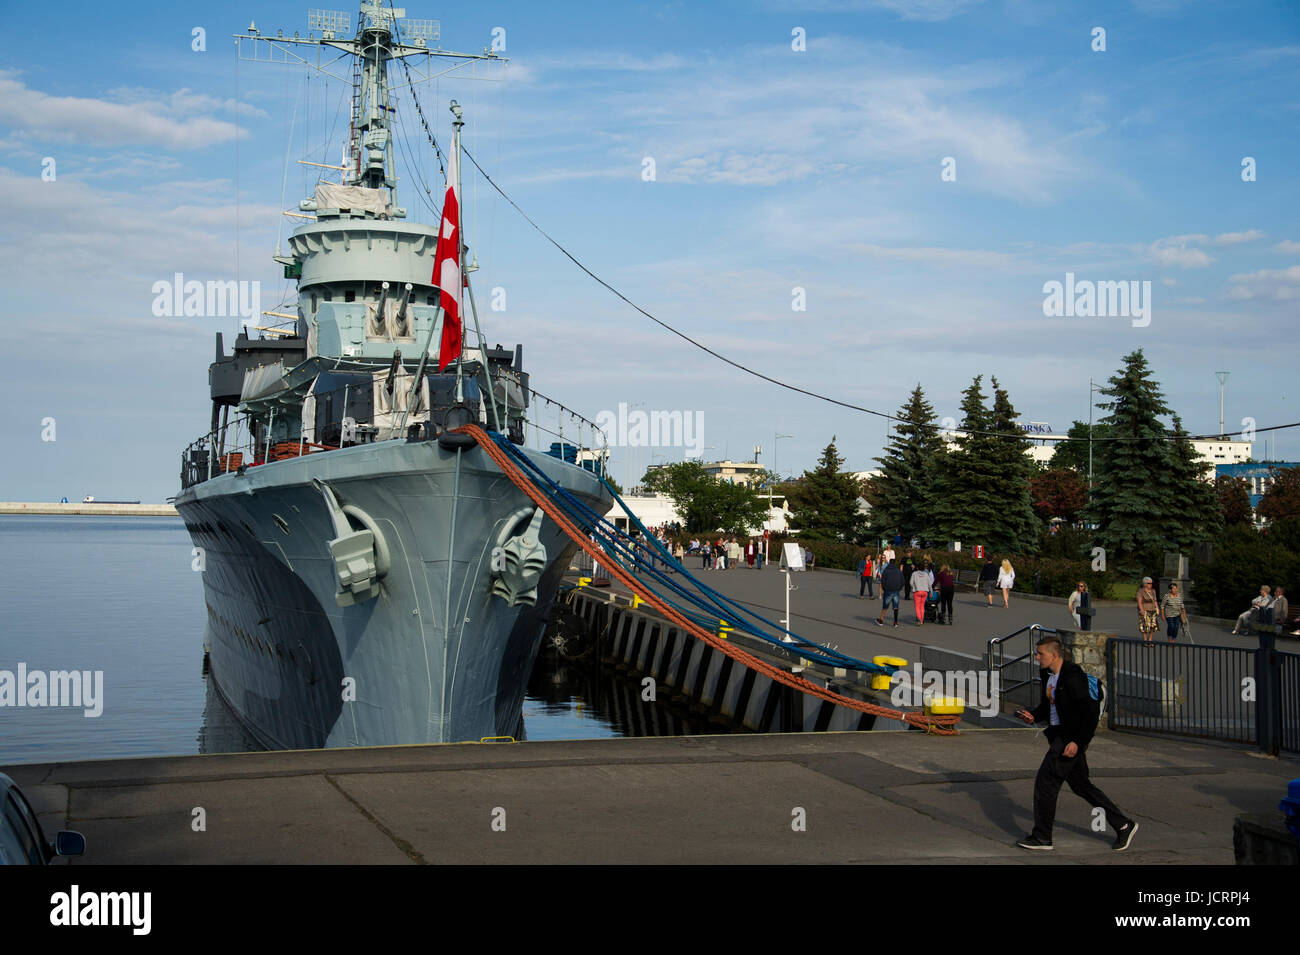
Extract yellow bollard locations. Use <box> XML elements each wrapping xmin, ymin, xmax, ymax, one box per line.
<box><xmin>632</xmin><ymin>594</ymin><xmax>644</xmax><ymax>609</ymax></box>
<box><xmin>924</xmin><ymin>696</ymin><xmax>965</xmax><ymax>716</ymax></box>
<box><xmin>578</xmin><ymin>577</ymin><xmax>591</xmax><ymax>588</ymax></box>
<box><xmin>871</xmin><ymin>655</ymin><xmax>907</xmax><ymax>691</ymax></box>
<box><xmin>718</xmin><ymin>619</ymin><xmax>734</xmax><ymax>639</ymax></box>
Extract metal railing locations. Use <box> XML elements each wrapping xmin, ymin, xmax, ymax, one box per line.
<box><xmin>179</xmin><ymin>368</ymin><xmax>612</xmax><ymax>491</ymax></box>
<box><xmin>1106</xmin><ymin>635</ymin><xmax>1298</xmax><ymax>755</ymax></box>
<box><xmin>987</xmin><ymin>624</ymin><xmax>1057</xmax><ymax>709</ymax></box>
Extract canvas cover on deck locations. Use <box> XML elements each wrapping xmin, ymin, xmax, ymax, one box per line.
<box><xmin>314</xmin><ymin>183</ymin><xmax>392</xmax><ymax>216</ymax></box>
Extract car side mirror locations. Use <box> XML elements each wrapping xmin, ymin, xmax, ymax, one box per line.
<box><xmin>54</xmin><ymin>830</ymin><xmax>85</xmax><ymax>857</ymax></box>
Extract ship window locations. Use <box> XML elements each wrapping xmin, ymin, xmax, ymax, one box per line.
<box><xmin>323</xmin><ymin>290</ymin><xmax>333</xmax><ymax>302</ymax></box>
<box><xmin>345</xmin><ymin>290</ymin><xmax>356</xmax><ymax>303</ymax></box>
<box><xmin>426</xmin><ymin>294</ymin><xmax>435</xmax><ymax>305</ymax></box>
<box><xmin>311</xmin><ymin>293</ymin><xmax>318</xmax><ymax>313</ymax></box>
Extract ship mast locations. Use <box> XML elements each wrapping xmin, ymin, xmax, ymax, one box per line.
<box><xmin>235</xmin><ymin>3</ymin><xmax>505</xmax><ymax>214</ymax></box>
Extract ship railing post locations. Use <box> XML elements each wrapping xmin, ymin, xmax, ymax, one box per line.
<box><xmin>265</xmin><ymin>408</ymin><xmax>275</xmax><ymax>463</ymax></box>
<box><xmin>207</xmin><ymin>432</ymin><xmax>214</xmax><ymax>481</ymax></box>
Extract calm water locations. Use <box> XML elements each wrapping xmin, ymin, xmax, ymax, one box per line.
<box><xmin>0</xmin><ymin>516</ymin><xmax>703</xmax><ymax>766</ymax></box>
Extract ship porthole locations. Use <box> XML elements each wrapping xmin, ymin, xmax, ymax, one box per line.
<box><xmin>273</xmin><ymin>514</ymin><xmax>291</xmax><ymax>535</ymax></box>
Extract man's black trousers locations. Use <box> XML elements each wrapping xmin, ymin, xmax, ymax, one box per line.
<box><xmin>1031</xmin><ymin>731</ymin><xmax>1130</xmax><ymax>841</ymax></box>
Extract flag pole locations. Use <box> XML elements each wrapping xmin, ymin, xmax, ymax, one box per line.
<box><xmin>452</xmin><ymin>101</ymin><xmax>466</xmax><ymax>405</ymax></box>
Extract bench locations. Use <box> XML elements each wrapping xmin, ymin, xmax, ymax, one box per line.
<box><xmin>956</xmin><ymin>569</ymin><xmax>982</xmax><ymax>588</ymax></box>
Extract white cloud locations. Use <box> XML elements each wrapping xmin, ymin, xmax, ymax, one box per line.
<box><xmin>1226</xmin><ymin>265</ymin><xmax>1300</xmax><ymax>301</ymax></box>
<box><xmin>0</xmin><ymin>71</ymin><xmax>248</xmax><ymax>149</ymax></box>
<box><xmin>1275</xmin><ymin>240</ymin><xmax>1300</xmax><ymax>253</ymax></box>
<box><xmin>1213</xmin><ymin>230</ymin><xmax>1266</xmax><ymax>245</ymax></box>
<box><xmin>1147</xmin><ymin>235</ymin><xmax>1213</xmax><ymax>268</ymax></box>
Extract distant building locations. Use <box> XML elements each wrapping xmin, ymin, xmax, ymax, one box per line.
<box><xmin>938</xmin><ymin>428</ymin><xmax>1251</xmax><ymax>480</ymax></box>
<box><xmin>702</xmin><ymin>459</ymin><xmax>766</xmax><ymax>486</ymax></box>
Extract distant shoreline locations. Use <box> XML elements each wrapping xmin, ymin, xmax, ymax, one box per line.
<box><xmin>0</xmin><ymin>503</ymin><xmax>178</xmax><ymax>516</ymax></box>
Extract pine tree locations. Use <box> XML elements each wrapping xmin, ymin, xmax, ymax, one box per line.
<box><xmin>988</xmin><ymin>377</ymin><xmax>1042</xmax><ymax>552</ymax></box>
<box><xmin>930</xmin><ymin>376</ymin><xmax>1002</xmax><ymax>546</ymax></box>
<box><xmin>1167</xmin><ymin>414</ymin><xmax>1223</xmax><ymax>547</ymax></box>
<box><xmin>867</xmin><ymin>384</ymin><xmax>944</xmax><ymax>542</ymax></box>
<box><xmin>787</xmin><ymin>437</ymin><xmax>868</xmax><ymax>542</ymax></box>
<box><xmin>1083</xmin><ymin>350</ymin><xmax>1189</xmax><ymax>571</ymax></box>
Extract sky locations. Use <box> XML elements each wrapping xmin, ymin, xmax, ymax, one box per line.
<box><xmin>0</xmin><ymin>0</ymin><xmax>1297</xmax><ymax>501</ymax></box>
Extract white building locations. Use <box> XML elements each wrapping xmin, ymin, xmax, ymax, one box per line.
<box><xmin>937</xmin><ymin>430</ymin><xmax>1250</xmax><ymax>480</ymax></box>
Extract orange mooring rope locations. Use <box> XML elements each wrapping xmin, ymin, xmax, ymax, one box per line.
<box><xmin>456</xmin><ymin>424</ymin><xmax>960</xmax><ymax>736</ymax></box>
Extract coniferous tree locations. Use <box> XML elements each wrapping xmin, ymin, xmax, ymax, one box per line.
<box><xmin>867</xmin><ymin>385</ymin><xmax>944</xmax><ymax>542</ymax></box>
<box><xmin>988</xmin><ymin>378</ymin><xmax>1042</xmax><ymax>552</ymax></box>
<box><xmin>787</xmin><ymin>437</ymin><xmax>868</xmax><ymax>542</ymax></box>
<box><xmin>1167</xmin><ymin>414</ymin><xmax>1223</xmax><ymax>547</ymax></box>
<box><xmin>930</xmin><ymin>376</ymin><xmax>1002</xmax><ymax>546</ymax></box>
<box><xmin>1083</xmin><ymin>350</ymin><xmax>1193</xmax><ymax>571</ymax></box>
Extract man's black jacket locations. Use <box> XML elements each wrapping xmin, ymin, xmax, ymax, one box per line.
<box><xmin>978</xmin><ymin>561</ymin><xmax>998</xmax><ymax>582</ymax></box>
<box><xmin>1030</xmin><ymin>661</ymin><xmax>1100</xmax><ymax>751</ymax></box>
<box><xmin>880</xmin><ymin>564</ymin><xmax>904</xmax><ymax>592</ymax></box>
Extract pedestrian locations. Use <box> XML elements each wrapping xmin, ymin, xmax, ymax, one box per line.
<box><xmin>1136</xmin><ymin>577</ymin><xmax>1160</xmax><ymax>644</ymax></box>
<box><xmin>876</xmin><ymin>560</ymin><xmax>904</xmax><ymax>628</ymax></box>
<box><xmin>1232</xmin><ymin>585</ymin><xmax>1273</xmax><ymax>635</ymax></box>
<box><xmin>1067</xmin><ymin>581</ymin><xmax>1088</xmax><ymax>628</ymax></box>
<box><xmin>1272</xmin><ymin>587</ymin><xmax>1288</xmax><ymax>635</ymax></box>
<box><xmin>910</xmin><ymin>564</ymin><xmax>931</xmax><ymax>625</ymax></box>
<box><xmin>756</xmin><ymin>545</ymin><xmax>765</xmax><ymax>571</ymax></box>
<box><xmin>1160</xmin><ymin>583</ymin><xmax>1188</xmax><ymax>643</ymax></box>
<box><xmin>728</xmin><ymin>538</ymin><xmax>742</xmax><ymax>570</ymax></box>
<box><xmin>936</xmin><ymin>564</ymin><xmax>955</xmax><ymax>625</ymax></box>
<box><xmin>997</xmin><ymin>559</ymin><xmax>1015</xmax><ymax>608</ymax></box>
<box><xmin>746</xmin><ymin>539</ymin><xmax>756</xmax><ymax>568</ymax></box>
<box><xmin>700</xmin><ymin>543</ymin><xmax>710</xmax><ymax>570</ymax></box>
<box><xmin>1015</xmin><ymin>634</ymin><xmax>1138</xmax><ymax>852</ymax></box>
<box><xmin>858</xmin><ymin>553</ymin><xmax>875</xmax><ymax>598</ymax></box>
<box><xmin>979</xmin><ymin>556</ymin><xmax>998</xmax><ymax>608</ymax></box>
<box><xmin>902</xmin><ymin>553</ymin><xmax>915</xmax><ymax>599</ymax></box>
<box><xmin>882</xmin><ymin>543</ymin><xmax>896</xmax><ymax>565</ymax></box>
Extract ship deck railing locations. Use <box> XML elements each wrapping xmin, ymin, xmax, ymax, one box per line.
<box><xmin>179</xmin><ymin>375</ymin><xmax>612</xmax><ymax>491</ymax></box>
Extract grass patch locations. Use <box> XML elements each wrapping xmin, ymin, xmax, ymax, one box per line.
<box><xmin>1110</xmin><ymin>581</ymin><xmax>1138</xmax><ymax>602</ymax></box>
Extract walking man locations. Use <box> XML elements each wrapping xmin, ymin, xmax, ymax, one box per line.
<box><xmin>876</xmin><ymin>560</ymin><xmax>904</xmax><ymax>628</ymax></box>
<box><xmin>1015</xmin><ymin>635</ymin><xmax>1138</xmax><ymax>852</ymax></box>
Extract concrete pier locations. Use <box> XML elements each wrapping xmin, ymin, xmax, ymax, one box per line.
<box><xmin>7</xmin><ymin>728</ymin><xmax>1294</xmax><ymax>864</ymax></box>
<box><xmin>0</xmin><ymin>503</ymin><xmax>178</xmax><ymax>516</ymax></box>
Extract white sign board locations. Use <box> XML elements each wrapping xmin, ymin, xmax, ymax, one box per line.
<box><xmin>780</xmin><ymin>542</ymin><xmax>805</xmax><ymax>571</ymax></box>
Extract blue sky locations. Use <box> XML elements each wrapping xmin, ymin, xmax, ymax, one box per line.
<box><xmin>0</xmin><ymin>0</ymin><xmax>1297</xmax><ymax>501</ymax></box>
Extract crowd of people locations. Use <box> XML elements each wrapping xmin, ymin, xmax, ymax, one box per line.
<box><xmin>858</xmin><ymin>549</ymin><xmax>966</xmax><ymax>628</ymax></box>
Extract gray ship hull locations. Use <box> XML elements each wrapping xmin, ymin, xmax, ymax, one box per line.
<box><xmin>175</xmin><ymin>437</ymin><xmax>609</xmax><ymax>749</ymax></box>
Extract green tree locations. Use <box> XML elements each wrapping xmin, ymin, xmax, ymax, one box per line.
<box><xmin>988</xmin><ymin>377</ymin><xmax>1042</xmax><ymax>552</ymax></box>
<box><xmin>1049</xmin><ymin>419</ymin><xmax>1113</xmax><ymax>477</ymax></box>
<box><xmin>1167</xmin><ymin>414</ymin><xmax>1223</xmax><ymax>547</ymax></box>
<box><xmin>786</xmin><ymin>437</ymin><xmax>868</xmax><ymax>542</ymax></box>
<box><xmin>930</xmin><ymin>376</ymin><xmax>1001</xmax><ymax>547</ymax></box>
<box><xmin>640</xmin><ymin>461</ymin><xmax>768</xmax><ymax>535</ymax></box>
<box><xmin>867</xmin><ymin>384</ymin><xmax>944</xmax><ymax>542</ymax></box>
<box><xmin>1083</xmin><ymin>350</ymin><xmax>1211</xmax><ymax>572</ymax></box>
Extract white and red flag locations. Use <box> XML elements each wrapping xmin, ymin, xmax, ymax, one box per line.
<box><xmin>432</xmin><ymin>149</ymin><xmax>462</xmax><ymax>370</ymax></box>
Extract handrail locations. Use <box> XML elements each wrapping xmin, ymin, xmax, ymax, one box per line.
<box><xmin>179</xmin><ymin>365</ymin><xmax>612</xmax><ymax>491</ymax></box>
<box><xmin>987</xmin><ymin>624</ymin><xmax>1059</xmax><ymax>699</ymax></box>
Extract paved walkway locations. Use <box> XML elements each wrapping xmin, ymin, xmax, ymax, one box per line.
<box><xmin>8</xmin><ymin>728</ymin><xmax>1294</xmax><ymax>864</ymax></box>
<box><xmin>610</xmin><ymin>563</ymin><xmax>1281</xmax><ymax>667</ymax></box>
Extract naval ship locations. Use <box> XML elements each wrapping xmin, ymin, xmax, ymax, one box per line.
<box><xmin>175</xmin><ymin>5</ymin><xmax>612</xmax><ymax>749</ymax></box>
